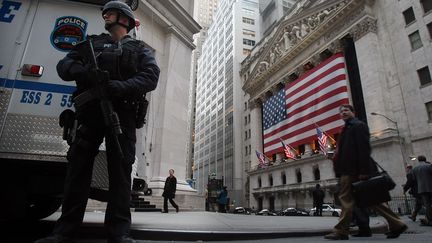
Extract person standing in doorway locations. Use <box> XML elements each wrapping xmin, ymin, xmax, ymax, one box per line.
<box><xmin>162</xmin><ymin>169</ymin><xmax>179</xmax><ymax>213</ymax></box>
<box><xmin>312</xmin><ymin>184</ymin><xmax>325</xmax><ymax>216</ymax></box>
<box><xmin>324</xmin><ymin>104</ymin><xmax>407</xmax><ymax>240</ymax></box>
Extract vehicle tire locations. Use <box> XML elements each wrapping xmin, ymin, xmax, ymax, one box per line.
<box><xmin>27</xmin><ymin>196</ymin><xmax>62</xmax><ymax>220</ymax></box>
<box><xmin>332</xmin><ymin>211</ymin><xmax>339</xmax><ymax>217</ymax></box>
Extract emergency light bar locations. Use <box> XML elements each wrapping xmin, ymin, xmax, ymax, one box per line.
<box><xmin>21</xmin><ymin>64</ymin><xmax>44</xmax><ymax>77</ymax></box>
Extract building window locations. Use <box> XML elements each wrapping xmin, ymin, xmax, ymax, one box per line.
<box><xmin>421</xmin><ymin>0</ymin><xmax>432</xmax><ymax>13</ymax></box>
<box><xmin>242</xmin><ymin>17</ymin><xmax>255</xmax><ymax>25</ymax></box>
<box><xmin>417</xmin><ymin>66</ymin><xmax>432</xmax><ymax>86</ymax></box>
<box><xmin>244</xmin><ymin>116</ymin><xmax>247</xmax><ymax>125</ymax></box>
<box><xmin>245</xmin><ymin>146</ymin><xmax>248</xmax><ymax>155</ymax></box>
<box><xmin>403</xmin><ymin>7</ymin><xmax>415</xmax><ymax>25</ymax></box>
<box><xmin>258</xmin><ymin>177</ymin><xmax>262</xmax><ymax>187</ymax></box>
<box><xmin>427</xmin><ymin>22</ymin><xmax>432</xmax><ymax>39</ymax></box>
<box><xmin>243</xmin><ymin>29</ymin><xmax>256</xmax><ymax>37</ymax></box>
<box><xmin>426</xmin><ymin>102</ymin><xmax>432</xmax><ymax>122</ymax></box>
<box><xmin>281</xmin><ymin>172</ymin><xmax>286</xmax><ymax>184</ymax></box>
<box><xmin>313</xmin><ymin>166</ymin><xmax>321</xmax><ymax>181</ymax></box>
<box><xmin>408</xmin><ymin>31</ymin><xmax>423</xmax><ymax>50</ymax></box>
<box><xmin>296</xmin><ymin>169</ymin><xmax>302</xmax><ymax>183</ymax></box>
<box><xmin>243</xmin><ymin>38</ymin><xmax>256</xmax><ymax>46</ymax></box>
<box><xmin>243</xmin><ymin>48</ymin><xmax>251</xmax><ymax>55</ymax></box>
<box><xmin>269</xmin><ymin>174</ymin><xmax>273</xmax><ymax>186</ymax></box>
<box><xmin>244</xmin><ymin>102</ymin><xmax>248</xmax><ymax>110</ymax></box>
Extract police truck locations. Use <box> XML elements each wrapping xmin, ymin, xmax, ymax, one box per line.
<box><xmin>0</xmin><ymin>0</ymin><xmax>139</xmax><ymax>220</ymax></box>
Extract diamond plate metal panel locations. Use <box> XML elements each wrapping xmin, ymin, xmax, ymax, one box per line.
<box><xmin>0</xmin><ymin>89</ymin><xmax>12</xmax><ymax>130</ymax></box>
<box><xmin>0</xmin><ymin>113</ymin><xmax>68</xmax><ymax>156</ymax></box>
<box><xmin>91</xmin><ymin>151</ymin><xmax>109</xmax><ymax>190</ymax></box>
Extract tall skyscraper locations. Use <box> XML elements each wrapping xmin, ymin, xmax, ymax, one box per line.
<box><xmin>186</xmin><ymin>0</ymin><xmax>220</xmax><ymax>186</ymax></box>
<box><xmin>260</xmin><ymin>0</ymin><xmax>298</xmax><ymax>35</ymax></box>
<box><xmin>193</xmin><ymin>0</ymin><xmax>260</xmax><ymax>206</ymax></box>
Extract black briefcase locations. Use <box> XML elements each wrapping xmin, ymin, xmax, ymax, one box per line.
<box><xmin>351</xmin><ymin>162</ymin><xmax>395</xmax><ymax>208</ymax></box>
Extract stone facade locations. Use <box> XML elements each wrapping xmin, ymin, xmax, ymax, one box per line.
<box><xmin>241</xmin><ymin>0</ymin><xmax>432</xmax><ymax>211</ymax></box>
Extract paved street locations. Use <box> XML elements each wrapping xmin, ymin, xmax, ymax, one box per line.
<box><xmin>2</xmin><ymin>212</ymin><xmax>432</xmax><ymax>242</ymax></box>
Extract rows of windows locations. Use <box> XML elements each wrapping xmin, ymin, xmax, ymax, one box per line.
<box><xmin>242</xmin><ymin>17</ymin><xmax>255</xmax><ymax>25</ymax></box>
<box><xmin>256</xmin><ymin>167</ymin><xmax>321</xmax><ymax>188</ymax></box>
<box><xmin>243</xmin><ymin>38</ymin><xmax>256</xmax><ymax>46</ymax></box>
<box><xmin>402</xmin><ymin>2</ymin><xmax>432</xmax><ymax>122</ymax></box>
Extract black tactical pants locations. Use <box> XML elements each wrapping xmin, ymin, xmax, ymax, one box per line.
<box><xmin>53</xmin><ymin>111</ymin><xmax>136</xmax><ymax>239</ymax></box>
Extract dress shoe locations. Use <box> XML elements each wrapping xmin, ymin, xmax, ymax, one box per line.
<box><xmin>386</xmin><ymin>224</ymin><xmax>407</xmax><ymax>239</ymax></box>
<box><xmin>420</xmin><ymin>218</ymin><xmax>432</xmax><ymax>226</ymax></box>
<box><xmin>351</xmin><ymin>231</ymin><xmax>372</xmax><ymax>237</ymax></box>
<box><xmin>34</xmin><ymin>234</ymin><xmax>74</xmax><ymax>243</ymax></box>
<box><xmin>161</xmin><ymin>210</ymin><xmax>168</xmax><ymax>213</ymax></box>
<box><xmin>107</xmin><ymin>236</ymin><xmax>137</xmax><ymax>243</ymax></box>
<box><xmin>176</xmin><ymin>207</ymin><xmax>179</xmax><ymax>213</ymax></box>
<box><xmin>324</xmin><ymin>232</ymin><xmax>349</xmax><ymax>240</ymax></box>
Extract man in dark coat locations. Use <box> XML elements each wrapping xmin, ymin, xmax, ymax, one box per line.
<box><xmin>324</xmin><ymin>104</ymin><xmax>407</xmax><ymax>240</ymax></box>
<box><xmin>312</xmin><ymin>184</ymin><xmax>325</xmax><ymax>216</ymax></box>
<box><xmin>412</xmin><ymin>155</ymin><xmax>432</xmax><ymax>225</ymax></box>
<box><xmin>35</xmin><ymin>2</ymin><xmax>159</xmax><ymax>243</ymax></box>
<box><xmin>403</xmin><ymin>164</ymin><xmax>423</xmax><ymax>222</ymax></box>
<box><xmin>162</xmin><ymin>169</ymin><xmax>179</xmax><ymax>213</ymax></box>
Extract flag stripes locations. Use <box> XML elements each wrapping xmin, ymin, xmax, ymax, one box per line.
<box><xmin>262</xmin><ymin>53</ymin><xmax>348</xmax><ymax>156</ymax></box>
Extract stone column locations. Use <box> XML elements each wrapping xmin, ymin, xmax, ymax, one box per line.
<box><xmin>305</xmin><ymin>143</ymin><xmax>313</xmax><ymax>156</ymax></box>
<box><xmin>249</xmin><ymin>99</ymin><xmax>263</xmax><ymax>168</ymax></box>
<box><xmin>350</xmin><ymin>16</ymin><xmax>406</xmax><ymax>195</ymax></box>
<box><xmin>350</xmin><ymin>16</ymin><xmax>392</xmax><ymax>133</ymax></box>
<box><xmin>146</xmin><ymin>33</ymin><xmax>196</xmax><ymax>195</ymax></box>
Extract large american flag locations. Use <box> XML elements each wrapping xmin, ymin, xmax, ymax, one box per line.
<box><xmin>263</xmin><ymin>53</ymin><xmax>349</xmax><ymax>156</ymax></box>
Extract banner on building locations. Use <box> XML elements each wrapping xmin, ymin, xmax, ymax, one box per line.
<box><xmin>262</xmin><ymin>53</ymin><xmax>349</xmax><ymax>156</ymax></box>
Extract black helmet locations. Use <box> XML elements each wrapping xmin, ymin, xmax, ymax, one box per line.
<box><xmin>102</xmin><ymin>1</ymin><xmax>135</xmax><ymax>32</ymax></box>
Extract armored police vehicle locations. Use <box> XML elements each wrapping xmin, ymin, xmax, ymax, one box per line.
<box><xmin>0</xmin><ymin>0</ymin><xmax>139</xmax><ymax>220</ymax></box>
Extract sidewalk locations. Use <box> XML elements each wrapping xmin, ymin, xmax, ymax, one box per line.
<box><xmin>43</xmin><ymin>211</ymin><xmax>388</xmax><ymax>241</ymax></box>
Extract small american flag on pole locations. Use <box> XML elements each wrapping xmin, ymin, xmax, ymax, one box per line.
<box><xmin>280</xmin><ymin>138</ymin><xmax>297</xmax><ymax>160</ymax></box>
<box><xmin>316</xmin><ymin>127</ymin><xmax>328</xmax><ymax>155</ymax></box>
<box><xmin>255</xmin><ymin>150</ymin><xmax>268</xmax><ymax>167</ymax></box>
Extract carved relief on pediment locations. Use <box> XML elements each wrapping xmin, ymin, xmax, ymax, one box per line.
<box><xmin>244</xmin><ymin>1</ymin><xmax>348</xmax><ymax>84</ymax></box>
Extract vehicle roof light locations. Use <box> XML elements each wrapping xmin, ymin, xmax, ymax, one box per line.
<box><xmin>22</xmin><ymin>64</ymin><xmax>44</xmax><ymax>77</ymax></box>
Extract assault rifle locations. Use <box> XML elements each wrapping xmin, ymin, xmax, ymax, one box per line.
<box><xmin>74</xmin><ymin>39</ymin><xmax>124</xmax><ymax>159</ymax></box>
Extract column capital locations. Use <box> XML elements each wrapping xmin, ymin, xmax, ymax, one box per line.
<box><xmin>350</xmin><ymin>16</ymin><xmax>378</xmax><ymax>42</ymax></box>
<box><xmin>249</xmin><ymin>98</ymin><xmax>262</xmax><ymax>109</ymax></box>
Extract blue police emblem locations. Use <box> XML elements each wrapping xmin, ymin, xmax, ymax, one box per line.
<box><xmin>50</xmin><ymin>16</ymin><xmax>87</xmax><ymax>52</ymax></box>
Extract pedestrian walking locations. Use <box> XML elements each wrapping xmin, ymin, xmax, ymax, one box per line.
<box><xmin>412</xmin><ymin>155</ymin><xmax>432</xmax><ymax>226</ymax></box>
<box><xmin>217</xmin><ymin>186</ymin><xmax>228</xmax><ymax>213</ymax></box>
<box><xmin>403</xmin><ymin>164</ymin><xmax>423</xmax><ymax>222</ymax></box>
<box><xmin>162</xmin><ymin>169</ymin><xmax>179</xmax><ymax>213</ymax></box>
<box><xmin>312</xmin><ymin>184</ymin><xmax>325</xmax><ymax>216</ymax></box>
<box><xmin>35</xmin><ymin>2</ymin><xmax>159</xmax><ymax>243</ymax></box>
<box><xmin>324</xmin><ymin>104</ymin><xmax>407</xmax><ymax>240</ymax></box>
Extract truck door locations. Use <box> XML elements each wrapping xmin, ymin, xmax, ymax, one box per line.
<box><xmin>0</xmin><ymin>0</ymin><xmax>104</xmax><ymax>160</ymax></box>
<box><xmin>0</xmin><ymin>0</ymin><xmax>106</xmax><ymax>220</ymax></box>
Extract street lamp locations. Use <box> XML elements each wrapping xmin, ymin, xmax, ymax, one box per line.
<box><xmin>370</xmin><ymin>112</ymin><xmax>406</xmax><ymax>167</ymax></box>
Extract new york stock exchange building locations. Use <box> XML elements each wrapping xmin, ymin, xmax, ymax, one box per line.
<box><xmin>240</xmin><ymin>0</ymin><xmax>432</xmax><ymax>212</ymax></box>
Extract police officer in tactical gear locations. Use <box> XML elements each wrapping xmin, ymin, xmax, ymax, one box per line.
<box><xmin>35</xmin><ymin>1</ymin><xmax>159</xmax><ymax>243</ymax></box>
